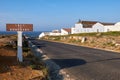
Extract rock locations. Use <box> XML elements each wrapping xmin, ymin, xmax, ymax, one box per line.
<box><xmin>30</xmin><ymin>70</ymin><xmax>44</xmax><ymax>79</ymax></box>
<box><xmin>81</xmin><ymin>37</ymin><xmax>87</xmax><ymax>43</ymax></box>
<box><xmin>115</xmin><ymin>43</ymin><xmax>120</xmax><ymax>46</ymax></box>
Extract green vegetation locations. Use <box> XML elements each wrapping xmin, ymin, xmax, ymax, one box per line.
<box><xmin>101</xmin><ymin>31</ymin><xmax>120</xmax><ymax>36</ymax></box>
<box><xmin>70</xmin><ymin>32</ymin><xmax>99</xmax><ymax>36</ymax></box>
<box><xmin>103</xmin><ymin>42</ymin><xmax>115</xmax><ymax>47</ymax></box>
<box><xmin>70</xmin><ymin>31</ymin><xmax>120</xmax><ymax>36</ymax></box>
<box><xmin>4</xmin><ymin>35</ymin><xmax>17</xmax><ymax>49</ymax></box>
<box><xmin>40</xmin><ymin>31</ymin><xmax>120</xmax><ymax>53</ymax></box>
<box><xmin>41</xmin><ymin>31</ymin><xmax>120</xmax><ymax>42</ymax></box>
<box><xmin>25</xmin><ymin>53</ymin><xmax>49</xmax><ymax>80</ymax></box>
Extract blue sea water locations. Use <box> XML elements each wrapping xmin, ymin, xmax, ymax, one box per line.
<box><xmin>23</xmin><ymin>31</ymin><xmax>42</xmax><ymax>38</ymax></box>
<box><xmin>0</xmin><ymin>31</ymin><xmax>42</xmax><ymax>38</ymax></box>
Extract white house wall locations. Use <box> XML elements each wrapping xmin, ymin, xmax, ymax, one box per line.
<box><xmin>61</xmin><ymin>29</ymin><xmax>69</xmax><ymax>35</ymax></box>
<box><xmin>49</xmin><ymin>32</ymin><xmax>61</xmax><ymax>36</ymax></box>
<box><xmin>104</xmin><ymin>25</ymin><xmax>120</xmax><ymax>32</ymax></box>
<box><xmin>72</xmin><ymin>22</ymin><xmax>105</xmax><ymax>34</ymax></box>
<box><xmin>71</xmin><ymin>23</ymin><xmax>83</xmax><ymax>34</ymax></box>
<box><xmin>104</xmin><ymin>26</ymin><xmax>113</xmax><ymax>32</ymax></box>
<box><xmin>39</xmin><ymin>33</ymin><xmax>45</xmax><ymax>39</ymax></box>
<box><xmin>115</xmin><ymin>25</ymin><xmax>120</xmax><ymax>31</ymax></box>
<box><xmin>39</xmin><ymin>32</ymin><xmax>50</xmax><ymax>39</ymax></box>
<box><xmin>115</xmin><ymin>22</ymin><xmax>120</xmax><ymax>26</ymax></box>
<box><xmin>92</xmin><ymin>23</ymin><xmax>104</xmax><ymax>32</ymax></box>
<box><xmin>114</xmin><ymin>22</ymin><xmax>120</xmax><ymax>31</ymax></box>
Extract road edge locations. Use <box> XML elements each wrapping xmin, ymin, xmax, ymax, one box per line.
<box><xmin>28</xmin><ymin>40</ymin><xmax>74</xmax><ymax>80</ymax></box>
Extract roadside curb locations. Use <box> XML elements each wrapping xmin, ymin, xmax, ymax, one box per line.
<box><xmin>28</xmin><ymin>40</ymin><xmax>74</xmax><ymax>80</ymax></box>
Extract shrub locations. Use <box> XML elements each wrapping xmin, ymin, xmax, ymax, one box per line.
<box><xmin>103</xmin><ymin>42</ymin><xmax>115</xmax><ymax>47</ymax></box>
<box><xmin>30</xmin><ymin>64</ymin><xmax>36</xmax><ymax>69</ymax></box>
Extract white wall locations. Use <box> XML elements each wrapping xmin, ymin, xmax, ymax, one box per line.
<box><xmin>115</xmin><ymin>22</ymin><xmax>120</xmax><ymax>26</ymax></box>
<box><xmin>92</xmin><ymin>23</ymin><xmax>104</xmax><ymax>32</ymax></box>
<box><xmin>39</xmin><ymin>32</ymin><xmax>50</xmax><ymax>39</ymax></box>
<box><xmin>114</xmin><ymin>22</ymin><xmax>120</xmax><ymax>31</ymax></box>
<box><xmin>61</xmin><ymin>29</ymin><xmax>69</xmax><ymax>35</ymax></box>
<box><xmin>104</xmin><ymin>26</ymin><xmax>113</xmax><ymax>32</ymax></box>
<box><xmin>71</xmin><ymin>22</ymin><xmax>105</xmax><ymax>34</ymax></box>
<box><xmin>71</xmin><ymin>23</ymin><xmax>83</xmax><ymax>34</ymax></box>
<box><xmin>103</xmin><ymin>22</ymin><xmax>120</xmax><ymax>32</ymax></box>
<box><xmin>39</xmin><ymin>32</ymin><xmax>46</xmax><ymax>39</ymax></box>
<box><xmin>104</xmin><ymin>25</ymin><xmax>120</xmax><ymax>32</ymax></box>
<box><xmin>39</xmin><ymin>32</ymin><xmax>61</xmax><ymax>38</ymax></box>
<box><xmin>49</xmin><ymin>32</ymin><xmax>61</xmax><ymax>36</ymax></box>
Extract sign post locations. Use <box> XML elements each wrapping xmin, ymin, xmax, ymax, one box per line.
<box><xmin>17</xmin><ymin>31</ymin><xmax>23</xmax><ymax>62</ymax></box>
<box><xmin>6</xmin><ymin>24</ymin><xmax>33</xmax><ymax>62</ymax></box>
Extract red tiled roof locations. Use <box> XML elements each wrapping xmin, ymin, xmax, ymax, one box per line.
<box><xmin>63</xmin><ymin>28</ymin><xmax>71</xmax><ymax>33</ymax></box>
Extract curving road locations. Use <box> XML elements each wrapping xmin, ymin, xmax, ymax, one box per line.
<box><xmin>31</xmin><ymin>39</ymin><xmax>120</xmax><ymax>80</ymax></box>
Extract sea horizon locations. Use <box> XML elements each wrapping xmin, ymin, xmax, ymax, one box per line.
<box><xmin>0</xmin><ymin>31</ymin><xmax>46</xmax><ymax>38</ymax></box>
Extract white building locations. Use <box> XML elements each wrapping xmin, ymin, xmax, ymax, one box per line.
<box><xmin>49</xmin><ymin>30</ymin><xmax>61</xmax><ymax>36</ymax></box>
<box><xmin>39</xmin><ymin>20</ymin><xmax>120</xmax><ymax>39</ymax></box>
<box><xmin>39</xmin><ymin>32</ymin><xmax>50</xmax><ymax>39</ymax></box>
<box><xmin>61</xmin><ymin>28</ymin><xmax>71</xmax><ymax>35</ymax></box>
<box><xmin>71</xmin><ymin>20</ymin><xmax>116</xmax><ymax>34</ymax></box>
<box><xmin>104</xmin><ymin>22</ymin><xmax>120</xmax><ymax>32</ymax></box>
<box><xmin>39</xmin><ymin>30</ymin><xmax>61</xmax><ymax>39</ymax></box>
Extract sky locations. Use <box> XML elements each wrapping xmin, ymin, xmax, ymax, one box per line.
<box><xmin>0</xmin><ymin>0</ymin><xmax>120</xmax><ymax>31</ymax></box>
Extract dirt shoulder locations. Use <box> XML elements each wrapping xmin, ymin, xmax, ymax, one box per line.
<box><xmin>41</xmin><ymin>32</ymin><xmax>120</xmax><ymax>53</ymax></box>
<box><xmin>0</xmin><ymin>35</ymin><xmax>47</xmax><ymax>80</ymax></box>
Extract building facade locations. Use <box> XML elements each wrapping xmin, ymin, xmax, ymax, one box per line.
<box><xmin>71</xmin><ymin>20</ymin><xmax>116</xmax><ymax>34</ymax></box>
<box><xmin>61</xmin><ymin>28</ymin><xmax>71</xmax><ymax>35</ymax></box>
<box><xmin>39</xmin><ymin>20</ymin><xmax>120</xmax><ymax>39</ymax></box>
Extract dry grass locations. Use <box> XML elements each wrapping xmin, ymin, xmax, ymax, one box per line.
<box><xmin>0</xmin><ymin>35</ymin><xmax>48</xmax><ymax>80</ymax></box>
<box><xmin>41</xmin><ymin>32</ymin><xmax>120</xmax><ymax>52</ymax></box>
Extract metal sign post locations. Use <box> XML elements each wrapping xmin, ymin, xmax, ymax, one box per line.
<box><xmin>6</xmin><ymin>24</ymin><xmax>33</xmax><ymax>62</ymax></box>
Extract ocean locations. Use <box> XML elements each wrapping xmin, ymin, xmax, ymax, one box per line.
<box><xmin>0</xmin><ymin>31</ymin><xmax>42</xmax><ymax>38</ymax></box>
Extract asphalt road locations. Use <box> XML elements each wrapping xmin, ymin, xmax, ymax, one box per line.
<box><xmin>31</xmin><ymin>40</ymin><xmax>120</xmax><ymax>80</ymax></box>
